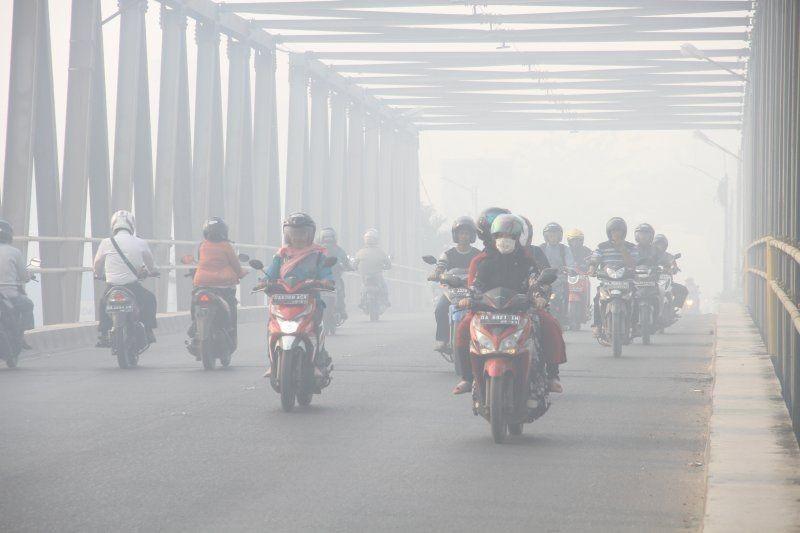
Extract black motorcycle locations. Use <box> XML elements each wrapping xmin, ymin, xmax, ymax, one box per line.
<box><xmin>360</xmin><ymin>273</ymin><xmax>387</xmax><ymax>322</ymax></box>
<box><xmin>423</xmin><ymin>255</ymin><xmax>470</xmax><ymax>375</ymax></box>
<box><xmin>595</xmin><ymin>263</ymin><xmax>634</xmax><ymax>357</ymax></box>
<box><xmin>104</xmin><ymin>272</ymin><xmax>159</xmax><ymax>369</ymax></box>
<box><xmin>632</xmin><ymin>264</ymin><xmax>661</xmax><ymax>345</ymax></box>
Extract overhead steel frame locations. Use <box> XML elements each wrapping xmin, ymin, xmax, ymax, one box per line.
<box><xmin>2</xmin><ymin>0</ymin><xmax>423</xmax><ymax>325</ymax></box>
<box><xmin>741</xmin><ymin>0</ymin><xmax>800</xmax><ymax>438</ymax></box>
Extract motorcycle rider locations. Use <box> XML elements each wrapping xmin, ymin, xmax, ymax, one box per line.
<box><xmin>427</xmin><ymin>216</ymin><xmax>480</xmax><ymax>353</ymax></box>
<box><xmin>588</xmin><ymin>217</ymin><xmax>638</xmax><ymax>337</ymax></box>
<box><xmin>353</xmin><ymin>228</ymin><xmax>392</xmax><ymax>309</ymax></box>
<box><xmin>93</xmin><ymin>210</ymin><xmax>158</xmax><ymax>346</ymax></box>
<box><xmin>318</xmin><ymin>227</ymin><xmax>353</xmax><ymax>320</ymax></box>
<box><xmin>0</xmin><ymin>220</ymin><xmax>35</xmax><ymax>346</ymax></box>
<box><xmin>519</xmin><ymin>216</ymin><xmax>551</xmax><ymax>271</ymax></box>
<box><xmin>654</xmin><ymin>234</ymin><xmax>689</xmax><ymax>309</ymax></box>
<box><xmin>540</xmin><ymin>222</ymin><xmax>574</xmax><ymax>320</ymax></box>
<box><xmin>634</xmin><ymin>223</ymin><xmax>670</xmax><ymax>268</ymax></box>
<box><xmin>186</xmin><ymin>217</ymin><xmax>246</xmax><ymax>354</ymax></box>
<box><xmin>261</xmin><ymin>213</ymin><xmax>334</xmax><ymax>378</ymax></box>
<box><xmin>566</xmin><ymin>228</ymin><xmax>593</xmax><ymax>272</ymax></box>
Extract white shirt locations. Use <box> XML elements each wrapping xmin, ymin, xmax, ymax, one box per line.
<box><xmin>93</xmin><ymin>231</ymin><xmax>155</xmax><ymax>285</ymax></box>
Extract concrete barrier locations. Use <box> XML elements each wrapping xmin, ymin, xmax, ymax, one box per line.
<box><xmin>23</xmin><ymin>306</ymin><xmax>268</xmax><ymax>355</ymax></box>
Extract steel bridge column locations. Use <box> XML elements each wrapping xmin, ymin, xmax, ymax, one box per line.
<box><xmin>192</xmin><ymin>21</ymin><xmax>224</xmax><ymax>230</ymax></box>
<box><xmin>377</xmin><ymin>120</ymin><xmax>394</xmax><ymax>254</ymax></box>
<box><xmin>345</xmin><ymin>103</ymin><xmax>364</xmax><ymax>251</ymax></box>
<box><xmin>285</xmin><ymin>54</ymin><xmax>309</xmax><ymax>216</ymax></box>
<box><xmin>309</xmin><ymin>77</ymin><xmax>330</xmax><ymax>225</ymax></box>
<box><xmin>253</xmin><ymin>47</ymin><xmax>281</xmax><ymax>250</ymax></box>
<box><xmin>328</xmin><ymin>91</ymin><xmax>348</xmax><ymax>240</ymax></box>
<box><xmin>363</xmin><ymin>112</ymin><xmax>380</xmax><ymax>236</ymax></box>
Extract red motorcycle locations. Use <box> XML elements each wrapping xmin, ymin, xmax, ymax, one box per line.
<box><xmin>468</xmin><ymin>269</ymin><xmax>558</xmax><ymax>443</ymax></box>
<box><xmin>250</xmin><ymin>257</ymin><xmax>337</xmax><ymax>412</ymax></box>
<box><xmin>567</xmin><ymin>268</ymin><xmax>591</xmax><ymax>331</ymax></box>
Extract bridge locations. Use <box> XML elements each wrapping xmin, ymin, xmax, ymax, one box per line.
<box><xmin>1</xmin><ymin>0</ymin><xmax>799</xmax><ymax>531</ymax></box>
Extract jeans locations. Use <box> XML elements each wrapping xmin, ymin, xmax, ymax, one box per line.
<box><xmin>98</xmin><ymin>282</ymin><xmax>158</xmax><ymax>334</ymax></box>
<box><xmin>434</xmin><ymin>295</ymin><xmax>451</xmax><ymax>342</ymax></box>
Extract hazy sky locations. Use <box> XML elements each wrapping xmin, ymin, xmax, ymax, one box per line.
<box><xmin>0</xmin><ymin>0</ymin><xmax>743</xmax><ymax>304</ymax></box>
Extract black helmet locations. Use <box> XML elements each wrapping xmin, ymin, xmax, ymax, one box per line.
<box><xmin>476</xmin><ymin>207</ymin><xmax>510</xmax><ymax>243</ymax></box>
<box><xmin>606</xmin><ymin>217</ymin><xmax>627</xmax><ymax>239</ymax></box>
<box><xmin>0</xmin><ymin>219</ymin><xmax>12</xmax><ymax>244</ymax></box>
<box><xmin>653</xmin><ymin>233</ymin><xmax>669</xmax><ymax>250</ymax></box>
<box><xmin>634</xmin><ymin>223</ymin><xmax>655</xmax><ymax>245</ymax></box>
<box><xmin>318</xmin><ymin>227</ymin><xmax>337</xmax><ymax>245</ymax></box>
<box><xmin>203</xmin><ymin>217</ymin><xmax>228</xmax><ymax>242</ymax></box>
<box><xmin>542</xmin><ymin>222</ymin><xmax>563</xmax><ymax>240</ymax></box>
<box><xmin>283</xmin><ymin>212</ymin><xmax>316</xmax><ymax>242</ymax></box>
<box><xmin>451</xmin><ymin>216</ymin><xmax>477</xmax><ymax>244</ymax></box>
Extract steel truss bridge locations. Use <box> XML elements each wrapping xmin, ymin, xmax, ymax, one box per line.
<box><xmin>2</xmin><ymin>1</ymin><xmax>799</xmax><ymax>432</ymax></box>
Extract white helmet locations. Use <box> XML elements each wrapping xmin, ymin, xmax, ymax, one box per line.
<box><xmin>111</xmin><ymin>210</ymin><xmax>136</xmax><ymax>235</ymax></box>
<box><xmin>363</xmin><ymin>228</ymin><xmax>379</xmax><ymax>246</ymax></box>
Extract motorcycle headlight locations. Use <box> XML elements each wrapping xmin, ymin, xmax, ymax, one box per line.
<box><xmin>606</xmin><ymin>266</ymin><xmax>625</xmax><ymax>279</ymax></box>
<box><xmin>499</xmin><ymin>328</ymin><xmax>524</xmax><ymax>354</ymax></box>
<box><xmin>686</xmin><ymin>299</ymin><xmax>694</xmax><ymax>306</ymax></box>
<box><xmin>275</xmin><ymin>318</ymin><xmax>300</xmax><ymax>333</ymax></box>
<box><xmin>474</xmin><ymin>329</ymin><xmax>495</xmax><ymax>354</ymax></box>
<box><xmin>568</xmin><ymin>275</ymin><xmax>579</xmax><ymax>284</ymax></box>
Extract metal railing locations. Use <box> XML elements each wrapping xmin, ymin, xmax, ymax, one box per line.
<box><xmin>744</xmin><ymin>236</ymin><xmax>800</xmax><ymax>436</ymax></box>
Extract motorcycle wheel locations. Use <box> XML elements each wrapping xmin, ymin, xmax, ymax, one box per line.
<box><xmin>569</xmin><ymin>304</ymin><xmax>582</xmax><ymax>331</ymax></box>
<box><xmin>5</xmin><ymin>353</ymin><xmax>18</xmax><ymax>368</ymax></box>
<box><xmin>279</xmin><ymin>350</ymin><xmax>297</xmax><ymax>412</ymax></box>
<box><xmin>369</xmin><ymin>308</ymin><xmax>379</xmax><ymax>322</ymax></box>
<box><xmin>488</xmin><ymin>375</ymin><xmax>509</xmax><ymax>444</ymax></box>
<box><xmin>200</xmin><ymin>341</ymin><xmax>216</xmax><ymax>370</ymax></box>
<box><xmin>297</xmin><ymin>357</ymin><xmax>313</xmax><ymax>406</ymax></box>
<box><xmin>641</xmin><ymin>306</ymin><xmax>652</xmax><ymax>345</ymax></box>
<box><xmin>220</xmin><ymin>351</ymin><xmax>232</xmax><ymax>368</ymax></box>
<box><xmin>509</xmin><ymin>423</ymin><xmax>523</xmax><ymax>435</ymax></box>
<box><xmin>610</xmin><ymin>312</ymin><xmax>623</xmax><ymax>358</ymax></box>
<box><xmin>113</xmin><ymin>329</ymin><xmax>129</xmax><ymax>369</ymax></box>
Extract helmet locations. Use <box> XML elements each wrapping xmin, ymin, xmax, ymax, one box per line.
<box><xmin>605</xmin><ymin>217</ymin><xmax>627</xmax><ymax>239</ymax></box>
<box><xmin>319</xmin><ymin>227</ymin><xmax>337</xmax><ymax>245</ymax></box>
<box><xmin>519</xmin><ymin>215</ymin><xmax>534</xmax><ymax>247</ymax></box>
<box><xmin>634</xmin><ymin>223</ymin><xmax>655</xmax><ymax>245</ymax></box>
<box><xmin>451</xmin><ymin>216</ymin><xmax>477</xmax><ymax>244</ymax></box>
<box><xmin>565</xmin><ymin>228</ymin><xmax>584</xmax><ymax>243</ymax></box>
<box><xmin>111</xmin><ymin>210</ymin><xmax>136</xmax><ymax>235</ymax></box>
<box><xmin>0</xmin><ymin>219</ymin><xmax>13</xmax><ymax>244</ymax></box>
<box><xmin>282</xmin><ymin>212</ymin><xmax>316</xmax><ymax>243</ymax></box>
<box><xmin>490</xmin><ymin>214</ymin><xmax>524</xmax><ymax>239</ymax></box>
<box><xmin>542</xmin><ymin>222</ymin><xmax>563</xmax><ymax>242</ymax></box>
<box><xmin>364</xmin><ymin>228</ymin><xmax>380</xmax><ymax>246</ymax></box>
<box><xmin>653</xmin><ymin>233</ymin><xmax>669</xmax><ymax>250</ymax></box>
<box><xmin>476</xmin><ymin>207</ymin><xmax>511</xmax><ymax>242</ymax></box>
<box><xmin>202</xmin><ymin>217</ymin><xmax>228</xmax><ymax>242</ymax></box>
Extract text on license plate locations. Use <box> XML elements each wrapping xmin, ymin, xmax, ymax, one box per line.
<box><xmin>635</xmin><ymin>281</ymin><xmax>656</xmax><ymax>287</ymax></box>
<box><xmin>481</xmin><ymin>313</ymin><xmax>520</xmax><ymax>325</ymax></box>
<box><xmin>605</xmin><ymin>281</ymin><xmax>630</xmax><ymax>290</ymax></box>
<box><xmin>271</xmin><ymin>293</ymin><xmax>309</xmax><ymax>305</ymax></box>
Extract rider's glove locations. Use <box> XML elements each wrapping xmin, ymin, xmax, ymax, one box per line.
<box><xmin>318</xmin><ymin>280</ymin><xmax>335</xmax><ymax>290</ymax></box>
<box><xmin>533</xmin><ymin>295</ymin><xmax>548</xmax><ymax>310</ymax></box>
<box><xmin>427</xmin><ymin>272</ymin><xmax>441</xmax><ymax>282</ymax></box>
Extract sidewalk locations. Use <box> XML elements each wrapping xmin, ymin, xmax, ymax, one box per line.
<box><xmin>704</xmin><ymin>303</ymin><xmax>800</xmax><ymax>532</ymax></box>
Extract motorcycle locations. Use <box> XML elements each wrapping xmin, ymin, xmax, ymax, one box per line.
<box><xmin>182</xmin><ymin>253</ymin><xmax>251</xmax><ymax>370</ymax></box>
<box><xmin>103</xmin><ymin>271</ymin><xmax>160</xmax><ymax>369</ymax></box>
<box><xmin>422</xmin><ymin>255</ymin><xmax>469</xmax><ymax>375</ymax></box>
<box><xmin>566</xmin><ymin>268</ymin><xmax>591</xmax><ymax>331</ymax></box>
<box><xmin>631</xmin><ymin>263</ymin><xmax>661</xmax><ymax>345</ymax></box>
<box><xmin>594</xmin><ymin>263</ymin><xmax>634</xmax><ymax>357</ymax></box>
<box><xmin>250</xmin><ymin>256</ymin><xmax>338</xmax><ymax>412</ymax></box>
<box><xmin>468</xmin><ymin>268</ymin><xmax>558</xmax><ymax>443</ymax></box>
<box><xmin>548</xmin><ymin>274</ymin><xmax>569</xmax><ymax>324</ymax></box>
<box><xmin>0</xmin><ymin>259</ymin><xmax>38</xmax><ymax>368</ymax></box>
<box><xmin>360</xmin><ymin>273</ymin><xmax>387</xmax><ymax>322</ymax></box>
<box><xmin>657</xmin><ymin>253</ymin><xmax>683</xmax><ymax>330</ymax></box>
<box><xmin>321</xmin><ymin>289</ymin><xmax>341</xmax><ymax>336</ymax></box>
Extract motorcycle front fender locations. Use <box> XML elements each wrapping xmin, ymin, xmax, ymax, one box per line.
<box><xmin>279</xmin><ymin>335</ymin><xmax>297</xmax><ymax>351</ymax></box>
<box><xmin>484</xmin><ymin>357</ymin><xmax>514</xmax><ymax>378</ymax></box>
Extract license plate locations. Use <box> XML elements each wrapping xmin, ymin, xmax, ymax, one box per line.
<box><xmin>451</xmin><ymin>288</ymin><xmax>470</xmax><ymax>298</ymax></box>
<box><xmin>604</xmin><ymin>281</ymin><xmax>630</xmax><ymax>290</ymax></box>
<box><xmin>271</xmin><ymin>293</ymin><xmax>309</xmax><ymax>305</ymax></box>
<box><xmin>481</xmin><ymin>313</ymin><xmax>520</xmax><ymax>325</ymax></box>
<box><xmin>635</xmin><ymin>281</ymin><xmax>656</xmax><ymax>287</ymax></box>
<box><xmin>106</xmin><ymin>303</ymin><xmax>134</xmax><ymax>312</ymax></box>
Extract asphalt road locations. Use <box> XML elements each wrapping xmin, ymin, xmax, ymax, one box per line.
<box><xmin>0</xmin><ymin>311</ymin><xmax>715</xmax><ymax>532</ymax></box>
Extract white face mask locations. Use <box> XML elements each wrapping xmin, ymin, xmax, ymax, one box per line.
<box><xmin>496</xmin><ymin>237</ymin><xmax>516</xmax><ymax>255</ymax></box>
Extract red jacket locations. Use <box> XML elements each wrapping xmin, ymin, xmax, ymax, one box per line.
<box><xmin>193</xmin><ymin>241</ymin><xmax>244</xmax><ymax>287</ymax></box>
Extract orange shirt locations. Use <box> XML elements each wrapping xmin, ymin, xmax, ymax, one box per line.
<box><xmin>192</xmin><ymin>240</ymin><xmax>244</xmax><ymax>287</ymax></box>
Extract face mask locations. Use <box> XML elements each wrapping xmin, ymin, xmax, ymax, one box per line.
<box><xmin>496</xmin><ymin>237</ymin><xmax>516</xmax><ymax>255</ymax></box>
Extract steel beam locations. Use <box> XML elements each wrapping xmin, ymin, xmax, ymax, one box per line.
<box><xmin>285</xmin><ymin>54</ymin><xmax>309</xmax><ymax>215</ymax></box>
<box><xmin>223</xmin><ymin>38</ymin><xmax>250</xmax><ymax>239</ymax></box>
<box><xmin>363</xmin><ymin>112</ymin><xmax>380</xmax><ymax>235</ymax></box>
<box><xmin>328</xmin><ymin>91</ymin><xmax>349</xmax><ymax>239</ymax></box>
<box><xmin>377</xmin><ymin>120</ymin><xmax>394</xmax><ymax>254</ymax></box>
<box><xmin>253</xmin><ymin>47</ymin><xmax>281</xmax><ymax>250</ymax></box>
<box><xmin>345</xmin><ymin>103</ymin><xmax>365</xmax><ymax>251</ymax></box>
<box><xmin>309</xmin><ymin>77</ymin><xmax>330</xmax><ymax>225</ymax></box>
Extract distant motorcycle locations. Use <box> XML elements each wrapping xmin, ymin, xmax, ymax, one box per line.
<box><xmin>182</xmin><ymin>253</ymin><xmax>251</xmax><ymax>370</ymax></box>
<box><xmin>423</xmin><ymin>255</ymin><xmax>469</xmax><ymax>375</ymax></box>
<box><xmin>594</xmin><ymin>263</ymin><xmax>634</xmax><ymax>357</ymax></box>
<box><xmin>566</xmin><ymin>268</ymin><xmax>591</xmax><ymax>331</ymax></box>
<box><xmin>102</xmin><ymin>271</ymin><xmax>160</xmax><ymax>369</ymax></box>
<box><xmin>632</xmin><ymin>263</ymin><xmax>661</xmax><ymax>345</ymax></box>
<box><xmin>0</xmin><ymin>259</ymin><xmax>38</xmax><ymax>368</ymax></box>
<box><xmin>360</xmin><ymin>273</ymin><xmax>387</xmax><ymax>322</ymax></box>
<box><xmin>320</xmin><ymin>289</ymin><xmax>341</xmax><ymax>336</ymax></box>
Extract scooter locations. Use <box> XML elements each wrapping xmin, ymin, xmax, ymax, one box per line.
<box><xmin>594</xmin><ymin>263</ymin><xmax>634</xmax><ymax>358</ymax></box>
<box><xmin>566</xmin><ymin>268</ymin><xmax>591</xmax><ymax>331</ymax></box>
<box><xmin>103</xmin><ymin>271</ymin><xmax>160</xmax><ymax>369</ymax></box>
<box><xmin>423</xmin><ymin>255</ymin><xmax>469</xmax><ymax>375</ymax></box>
<box><xmin>0</xmin><ymin>259</ymin><xmax>38</xmax><ymax>368</ymax></box>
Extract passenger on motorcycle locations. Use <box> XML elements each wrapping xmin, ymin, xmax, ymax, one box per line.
<box><xmin>634</xmin><ymin>223</ymin><xmax>671</xmax><ymax>268</ymax></box>
<box><xmin>540</xmin><ymin>222</ymin><xmax>575</xmax><ymax>272</ymax></box>
<box><xmin>519</xmin><ymin>216</ymin><xmax>551</xmax><ymax>271</ymax></box>
<box><xmin>454</xmin><ymin>209</ymin><xmax>567</xmax><ymax>395</ymax></box>
<box><xmin>261</xmin><ymin>213</ymin><xmax>334</xmax><ymax>378</ymax></box>
<box><xmin>186</xmin><ymin>217</ymin><xmax>246</xmax><ymax>354</ymax></box>
<box><xmin>566</xmin><ymin>228</ymin><xmax>593</xmax><ymax>272</ymax></box>
<box><xmin>353</xmin><ymin>229</ymin><xmax>392</xmax><ymax>309</ymax></box>
<box><xmin>654</xmin><ymin>234</ymin><xmax>689</xmax><ymax>309</ymax></box>
<box><xmin>0</xmin><ymin>219</ymin><xmax>35</xmax><ymax>345</ymax></box>
<box><xmin>588</xmin><ymin>217</ymin><xmax>638</xmax><ymax>337</ymax></box>
<box><xmin>428</xmin><ymin>216</ymin><xmax>480</xmax><ymax>353</ymax></box>
<box><xmin>93</xmin><ymin>210</ymin><xmax>158</xmax><ymax>346</ymax></box>
<box><xmin>318</xmin><ymin>227</ymin><xmax>353</xmax><ymax>320</ymax></box>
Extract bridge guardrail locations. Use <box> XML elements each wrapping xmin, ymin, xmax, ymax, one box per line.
<box><xmin>744</xmin><ymin>236</ymin><xmax>800</xmax><ymax>436</ymax></box>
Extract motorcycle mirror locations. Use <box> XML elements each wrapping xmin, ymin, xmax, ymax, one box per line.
<box><xmin>422</xmin><ymin>255</ymin><xmax>437</xmax><ymax>265</ymax></box>
<box><xmin>323</xmin><ymin>256</ymin><xmax>338</xmax><ymax>268</ymax></box>
<box><xmin>537</xmin><ymin>268</ymin><xmax>559</xmax><ymax>286</ymax></box>
<box><xmin>28</xmin><ymin>258</ymin><xmax>41</xmax><ymax>267</ymax></box>
<box><xmin>238</xmin><ymin>253</ymin><xmax>250</xmax><ymax>263</ymax></box>
<box><xmin>248</xmin><ymin>259</ymin><xmax>265</xmax><ymax>271</ymax></box>
<box><xmin>180</xmin><ymin>254</ymin><xmax>194</xmax><ymax>265</ymax></box>
<box><xmin>673</xmin><ymin>253</ymin><xmax>682</xmax><ymax>259</ymax></box>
